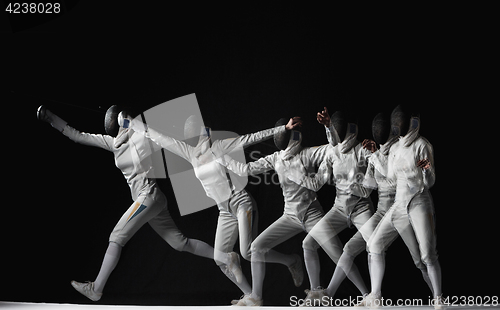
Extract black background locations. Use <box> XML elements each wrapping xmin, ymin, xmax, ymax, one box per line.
<box><xmin>2</xmin><ymin>2</ymin><xmax>498</xmax><ymax>306</ymax></box>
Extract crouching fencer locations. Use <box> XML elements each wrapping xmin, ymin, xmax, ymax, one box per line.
<box><xmin>287</xmin><ymin>109</ymin><xmax>374</xmax><ymax>304</ymax></box>
<box><xmin>125</xmin><ymin>113</ymin><xmax>302</xmax><ymax>304</ymax></box>
<box><xmin>360</xmin><ymin>105</ymin><xmax>443</xmax><ymax>309</ymax></box>
<box><xmin>215</xmin><ymin>118</ymin><xmax>346</xmax><ymax>306</ymax></box>
<box><xmin>37</xmin><ymin>106</ymin><xmax>215</xmax><ymax>302</ymax></box>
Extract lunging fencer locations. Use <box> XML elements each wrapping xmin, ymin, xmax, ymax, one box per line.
<box><xmin>215</xmin><ymin>118</ymin><xmax>346</xmax><ymax>306</ymax></box>
<box><xmin>286</xmin><ymin>109</ymin><xmax>374</xmax><ymax>304</ymax></box>
<box><xmin>360</xmin><ymin>105</ymin><xmax>443</xmax><ymax>309</ymax></box>
<box><xmin>125</xmin><ymin>113</ymin><xmax>302</xmax><ymax>304</ymax></box>
<box><xmin>37</xmin><ymin>105</ymin><xmax>215</xmax><ymax>302</ymax></box>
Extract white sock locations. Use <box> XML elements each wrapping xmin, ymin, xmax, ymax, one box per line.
<box><xmin>251</xmin><ymin>252</ymin><xmax>266</xmax><ymax>300</ymax></box>
<box><xmin>327</xmin><ymin>252</ymin><xmax>368</xmax><ymax>297</ymax></box>
<box><xmin>427</xmin><ymin>260</ymin><xmax>442</xmax><ymax>297</ymax></box>
<box><xmin>304</xmin><ymin>249</ymin><xmax>321</xmax><ymax>289</ymax></box>
<box><xmin>369</xmin><ymin>253</ymin><xmax>385</xmax><ymax>296</ymax></box>
<box><xmin>94</xmin><ymin>242</ymin><xmax>122</xmax><ymax>294</ymax></box>
<box><xmin>182</xmin><ymin>239</ymin><xmax>214</xmax><ymax>259</ymax></box>
<box><xmin>420</xmin><ymin>267</ymin><xmax>434</xmax><ymax>296</ymax></box>
<box><xmin>250</xmin><ymin>249</ymin><xmax>295</xmax><ymax>300</ymax></box>
<box><xmin>219</xmin><ymin>264</ymin><xmax>252</xmax><ymax>295</ymax></box>
<box><xmin>327</xmin><ymin>252</ymin><xmax>351</xmax><ymax>297</ymax></box>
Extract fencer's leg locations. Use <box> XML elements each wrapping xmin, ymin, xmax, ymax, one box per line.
<box><xmin>406</xmin><ymin>195</ymin><xmax>440</xmax><ymax>298</ymax></box>
<box><xmin>250</xmin><ymin>250</ymin><xmax>266</xmax><ymax>300</ymax></box>
<box><xmin>339</xmin><ymin>232</ymin><xmax>369</xmax><ymax>296</ymax></box>
<box><xmin>369</xmin><ymin>252</ymin><xmax>385</xmax><ymax>296</ymax></box>
<box><xmin>219</xmin><ymin>259</ymin><xmax>252</xmax><ymax>295</ymax></box>
<box><xmin>368</xmin><ymin>252</ymin><xmax>372</xmax><ymax>275</ymax></box>
<box><xmin>301</xmin><ymin>205</ymin><xmax>326</xmax><ymax>290</ymax></box>
<box><xmin>326</xmin><ymin>252</ymin><xmax>368</xmax><ymax>297</ymax></box>
<box><xmin>214</xmin><ymin>211</ymin><xmax>252</xmax><ymax>295</ymax></box>
<box><xmin>420</xmin><ymin>267</ymin><xmax>434</xmax><ymax>296</ymax></box>
<box><xmin>304</xmin><ymin>248</ymin><xmax>321</xmax><ymax>289</ymax></box>
<box><xmin>93</xmin><ymin>242</ymin><xmax>122</xmax><ymax>294</ymax></box>
<box><xmin>249</xmin><ymin>248</ymin><xmax>298</xmax><ymax>301</ymax></box>
<box><xmin>71</xmin><ymin>242</ymin><xmax>122</xmax><ymax>301</ymax></box>
<box><xmin>249</xmin><ymin>216</ymin><xmax>303</xmax><ymax>300</ymax></box>
<box><xmin>148</xmin><ymin>204</ymin><xmax>214</xmax><ymax>260</ymax></box>
<box><xmin>182</xmin><ymin>239</ymin><xmax>214</xmax><ymax>259</ymax></box>
<box><xmin>427</xmin><ymin>260</ymin><xmax>442</xmax><ymax>298</ymax></box>
<box><xmin>344</xmin><ymin>259</ymin><xmax>368</xmax><ymax>296</ymax></box>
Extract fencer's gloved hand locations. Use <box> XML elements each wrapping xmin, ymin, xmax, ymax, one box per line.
<box><xmin>317</xmin><ymin>107</ymin><xmax>331</xmax><ymax>126</ymax></box>
<box><xmin>349</xmin><ymin>183</ymin><xmax>372</xmax><ymax>198</ymax></box>
<box><xmin>362</xmin><ymin>139</ymin><xmax>377</xmax><ymax>153</ymax></box>
<box><xmin>37</xmin><ymin>105</ymin><xmax>68</xmax><ymax>132</ymax></box>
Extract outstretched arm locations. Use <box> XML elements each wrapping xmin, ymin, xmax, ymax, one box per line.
<box><xmin>37</xmin><ymin>105</ymin><xmax>114</xmax><ymax>151</ymax></box>
<box><xmin>223</xmin><ymin>152</ymin><xmax>277</xmax><ymax>177</ymax></box>
<box><xmin>214</xmin><ymin>117</ymin><xmax>303</xmax><ymax>154</ymax></box>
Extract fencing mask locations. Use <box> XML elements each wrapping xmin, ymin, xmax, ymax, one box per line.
<box><xmin>390</xmin><ymin>105</ymin><xmax>410</xmax><ymax>137</ymax></box>
<box><xmin>331</xmin><ymin>111</ymin><xmax>358</xmax><ymax>153</ymax></box>
<box><xmin>105</xmin><ymin>105</ymin><xmax>123</xmax><ymax>137</ymax></box>
<box><xmin>184</xmin><ymin>114</ymin><xmax>209</xmax><ymax>147</ymax></box>
<box><xmin>274</xmin><ymin>118</ymin><xmax>292</xmax><ymax>150</ymax></box>
<box><xmin>372</xmin><ymin>112</ymin><xmax>400</xmax><ymax>155</ymax></box>
<box><xmin>372</xmin><ymin>113</ymin><xmax>390</xmax><ymax>146</ymax></box>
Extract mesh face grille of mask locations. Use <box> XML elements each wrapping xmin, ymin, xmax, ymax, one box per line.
<box><xmin>372</xmin><ymin>113</ymin><xmax>389</xmax><ymax>145</ymax></box>
<box><xmin>105</xmin><ymin>105</ymin><xmax>123</xmax><ymax>137</ymax></box>
<box><xmin>331</xmin><ymin>111</ymin><xmax>347</xmax><ymax>143</ymax></box>
<box><xmin>274</xmin><ymin>118</ymin><xmax>291</xmax><ymax>150</ymax></box>
<box><xmin>390</xmin><ymin>105</ymin><xmax>409</xmax><ymax>137</ymax></box>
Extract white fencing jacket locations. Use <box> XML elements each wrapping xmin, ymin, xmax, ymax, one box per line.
<box><xmin>62</xmin><ymin>125</ymin><xmax>157</xmax><ymax>201</ymax></box>
<box><xmin>224</xmin><ymin>145</ymin><xmax>330</xmax><ymax>222</ymax></box>
<box><xmin>136</xmin><ymin>124</ymin><xmax>285</xmax><ymax>212</ymax></box>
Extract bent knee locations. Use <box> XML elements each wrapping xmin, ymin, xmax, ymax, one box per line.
<box><xmin>421</xmin><ymin>255</ymin><xmax>439</xmax><ymax>267</ymax></box>
<box><xmin>170</xmin><ymin>238</ymin><xmax>189</xmax><ymax>252</ymax></box>
<box><xmin>250</xmin><ymin>243</ymin><xmax>269</xmax><ymax>257</ymax></box>
<box><xmin>240</xmin><ymin>249</ymin><xmax>252</xmax><ymax>262</ymax></box>
<box><xmin>302</xmin><ymin>238</ymin><xmax>320</xmax><ymax>251</ymax></box>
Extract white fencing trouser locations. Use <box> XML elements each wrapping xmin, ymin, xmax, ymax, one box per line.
<box><xmin>213</xmin><ymin>189</ymin><xmax>259</xmax><ymax>265</ymax></box>
<box><xmin>308</xmin><ymin>198</ymin><xmax>374</xmax><ymax>261</ymax></box>
<box><xmin>109</xmin><ymin>186</ymin><xmax>188</xmax><ymax>251</ymax></box>
<box><xmin>367</xmin><ymin>190</ymin><xmax>437</xmax><ymax>267</ymax></box>
<box><xmin>251</xmin><ymin>201</ymin><xmax>332</xmax><ymax>255</ymax></box>
<box><xmin>347</xmin><ymin>195</ymin><xmax>392</xmax><ymax>256</ymax></box>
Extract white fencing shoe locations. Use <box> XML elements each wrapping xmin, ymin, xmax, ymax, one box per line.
<box><xmin>234</xmin><ymin>294</ymin><xmax>263</xmax><ymax>306</ymax></box>
<box><xmin>432</xmin><ymin>295</ymin><xmax>444</xmax><ymax>310</ymax></box>
<box><xmin>356</xmin><ymin>292</ymin><xmax>381</xmax><ymax>308</ymax></box>
<box><xmin>70</xmin><ymin>281</ymin><xmax>102</xmax><ymax>301</ymax></box>
<box><xmin>300</xmin><ymin>287</ymin><xmax>327</xmax><ymax>307</ymax></box>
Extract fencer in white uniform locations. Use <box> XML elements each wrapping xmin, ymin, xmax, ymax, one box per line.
<box><xmin>362</xmin><ymin>105</ymin><xmax>443</xmax><ymax>309</ymax></box>
<box><xmin>126</xmin><ymin>114</ymin><xmax>302</xmax><ymax>303</ymax></box>
<box><xmin>287</xmin><ymin>110</ymin><xmax>373</xmax><ymax>304</ymax></box>
<box><xmin>216</xmin><ymin>118</ymin><xmax>348</xmax><ymax>306</ymax></box>
<box><xmin>37</xmin><ymin>105</ymin><xmax>215</xmax><ymax>302</ymax></box>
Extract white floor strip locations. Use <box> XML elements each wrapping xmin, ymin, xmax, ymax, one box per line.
<box><xmin>2</xmin><ymin>301</ymin><xmax>500</xmax><ymax>309</ymax></box>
